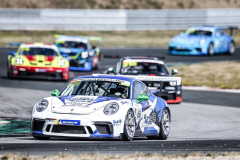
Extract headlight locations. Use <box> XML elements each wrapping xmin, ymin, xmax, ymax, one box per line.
<box><xmin>169</xmin><ymin>81</ymin><xmax>177</xmax><ymax>86</ymax></box>
<box><xmin>89</xmin><ymin>51</ymin><xmax>94</xmax><ymax>56</ymax></box>
<box><xmin>58</xmin><ymin>59</ymin><xmax>65</xmax><ymax>66</ymax></box>
<box><xmin>200</xmin><ymin>38</ymin><xmax>205</xmax><ymax>44</ymax></box>
<box><xmin>16</xmin><ymin>58</ymin><xmax>23</xmax><ymax>65</ymax></box>
<box><xmin>36</xmin><ymin>99</ymin><xmax>49</xmax><ymax>112</ymax></box>
<box><xmin>81</xmin><ymin>52</ymin><xmax>88</xmax><ymax>59</ymax></box>
<box><xmin>170</xmin><ymin>38</ymin><xmax>176</xmax><ymax>42</ymax></box>
<box><xmin>103</xmin><ymin>103</ymin><xmax>119</xmax><ymax>115</ymax></box>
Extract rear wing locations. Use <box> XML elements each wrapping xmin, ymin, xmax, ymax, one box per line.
<box><xmin>216</xmin><ymin>26</ymin><xmax>240</xmax><ymax>36</ymax></box>
<box><xmin>9</xmin><ymin>42</ymin><xmax>22</xmax><ymax>46</ymax></box>
<box><xmin>103</xmin><ymin>55</ymin><xmax>166</xmax><ymax>60</ymax></box>
<box><xmin>54</xmin><ymin>34</ymin><xmax>102</xmax><ymax>42</ymax></box>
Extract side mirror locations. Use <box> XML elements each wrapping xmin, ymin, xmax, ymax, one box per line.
<box><xmin>137</xmin><ymin>94</ymin><xmax>149</xmax><ymax>103</ymax></box>
<box><xmin>172</xmin><ymin>69</ymin><xmax>178</xmax><ymax>75</ymax></box>
<box><xmin>107</xmin><ymin>67</ymin><xmax>116</xmax><ymax>75</ymax></box>
<box><xmin>179</xmin><ymin>32</ymin><xmax>185</xmax><ymax>37</ymax></box>
<box><xmin>51</xmin><ymin>89</ymin><xmax>59</xmax><ymax>97</ymax></box>
<box><xmin>9</xmin><ymin>51</ymin><xmax>15</xmax><ymax>56</ymax></box>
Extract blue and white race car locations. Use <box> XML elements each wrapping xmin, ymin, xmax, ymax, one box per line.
<box><xmin>169</xmin><ymin>26</ymin><xmax>238</xmax><ymax>56</ymax></box>
<box><xmin>54</xmin><ymin>35</ymin><xmax>102</xmax><ymax>71</ymax></box>
<box><xmin>31</xmin><ymin>74</ymin><xmax>179</xmax><ymax>140</ymax></box>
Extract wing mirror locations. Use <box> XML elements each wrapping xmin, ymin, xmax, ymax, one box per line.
<box><xmin>172</xmin><ymin>69</ymin><xmax>178</xmax><ymax>75</ymax></box>
<box><xmin>51</xmin><ymin>89</ymin><xmax>59</xmax><ymax>96</ymax></box>
<box><xmin>107</xmin><ymin>67</ymin><xmax>116</xmax><ymax>75</ymax></box>
<box><xmin>137</xmin><ymin>94</ymin><xmax>149</xmax><ymax>103</ymax></box>
<box><xmin>9</xmin><ymin>51</ymin><xmax>15</xmax><ymax>56</ymax></box>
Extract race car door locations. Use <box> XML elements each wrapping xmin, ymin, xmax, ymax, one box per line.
<box><xmin>132</xmin><ymin>81</ymin><xmax>158</xmax><ymax>136</ymax></box>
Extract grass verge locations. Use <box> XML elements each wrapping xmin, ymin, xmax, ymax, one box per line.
<box><xmin>0</xmin><ymin>30</ymin><xmax>181</xmax><ymax>47</ymax></box>
<box><xmin>169</xmin><ymin>61</ymin><xmax>240</xmax><ymax>89</ymax></box>
<box><xmin>1</xmin><ymin>152</ymin><xmax>240</xmax><ymax>160</ymax></box>
<box><xmin>2</xmin><ymin>30</ymin><xmax>240</xmax><ymax>47</ymax></box>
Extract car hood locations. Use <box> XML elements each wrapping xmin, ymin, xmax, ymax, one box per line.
<box><xmin>51</xmin><ymin>95</ymin><xmax>124</xmax><ymax>115</ymax></box>
<box><xmin>174</xmin><ymin>35</ymin><xmax>210</xmax><ymax>44</ymax></box>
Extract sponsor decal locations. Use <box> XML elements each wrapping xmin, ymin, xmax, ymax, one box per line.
<box><xmin>165</xmin><ymin>86</ymin><xmax>176</xmax><ymax>90</ymax></box>
<box><xmin>36</xmin><ymin>68</ymin><xmax>47</xmax><ymax>72</ymax></box>
<box><xmin>120</xmin><ymin>101</ymin><xmax>129</xmax><ymax>105</ymax></box>
<box><xmin>113</xmin><ymin>120</ymin><xmax>121</xmax><ymax>124</ymax></box>
<box><xmin>144</xmin><ymin>113</ymin><xmax>156</xmax><ymax>124</ymax></box>
<box><xmin>57</xmin><ymin>119</ymin><xmax>80</xmax><ymax>125</ymax></box>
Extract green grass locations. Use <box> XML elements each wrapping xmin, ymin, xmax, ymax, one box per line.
<box><xmin>2</xmin><ymin>30</ymin><xmax>240</xmax><ymax>47</ymax></box>
<box><xmin>169</xmin><ymin>61</ymin><xmax>240</xmax><ymax>89</ymax></box>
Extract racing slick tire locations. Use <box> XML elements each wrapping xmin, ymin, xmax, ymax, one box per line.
<box><xmin>33</xmin><ymin>136</ymin><xmax>51</xmax><ymax>140</ymax></box>
<box><xmin>159</xmin><ymin>108</ymin><xmax>171</xmax><ymax>140</ymax></box>
<box><xmin>120</xmin><ymin>109</ymin><xmax>136</xmax><ymax>141</ymax></box>
<box><xmin>208</xmin><ymin>43</ymin><xmax>214</xmax><ymax>56</ymax></box>
<box><xmin>7</xmin><ymin>62</ymin><xmax>12</xmax><ymax>79</ymax></box>
<box><xmin>228</xmin><ymin>41</ymin><xmax>235</xmax><ymax>55</ymax></box>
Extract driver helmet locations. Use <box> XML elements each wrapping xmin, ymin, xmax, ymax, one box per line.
<box><xmin>148</xmin><ymin>64</ymin><xmax>157</xmax><ymax>72</ymax></box>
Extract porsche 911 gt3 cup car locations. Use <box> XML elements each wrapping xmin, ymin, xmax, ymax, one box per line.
<box><xmin>54</xmin><ymin>35</ymin><xmax>101</xmax><ymax>71</ymax></box>
<box><xmin>169</xmin><ymin>26</ymin><xmax>238</xmax><ymax>56</ymax></box>
<box><xmin>31</xmin><ymin>74</ymin><xmax>179</xmax><ymax>140</ymax></box>
<box><xmin>7</xmin><ymin>43</ymin><xmax>69</xmax><ymax>80</ymax></box>
<box><xmin>105</xmin><ymin>56</ymin><xmax>182</xmax><ymax>104</ymax></box>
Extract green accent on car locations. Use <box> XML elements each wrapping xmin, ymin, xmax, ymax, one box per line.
<box><xmin>172</xmin><ymin>69</ymin><xmax>178</xmax><ymax>75</ymax></box>
<box><xmin>51</xmin><ymin>89</ymin><xmax>59</xmax><ymax>96</ymax></box>
<box><xmin>137</xmin><ymin>94</ymin><xmax>149</xmax><ymax>103</ymax></box>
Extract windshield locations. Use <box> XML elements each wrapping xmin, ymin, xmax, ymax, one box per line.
<box><xmin>60</xmin><ymin>79</ymin><xmax>130</xmax><ymax>99</ymax></box>
<box><xmin>56</xmin><ymin>41</ymin><xmax>88</xmax><ymax>49</ymax></box>
<box><xmin>185</xmin><ymin>29</ymin><xmax>212</xmax><ymax>36</ymax></box>
<box><xmin>121</xmin><ymin>61</ymin><xmax>169</xmax><ymax>75</ymax></box>
<box><xmin>20</xmin><ymin>47</ymin><xmax>59</xmax><ymax>56</ymax></box>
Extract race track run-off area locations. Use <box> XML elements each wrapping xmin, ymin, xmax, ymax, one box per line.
<box><xmin>0</xmin><ymin>47</ymin><xmax>240</xmax><ymax>155</ymax></box>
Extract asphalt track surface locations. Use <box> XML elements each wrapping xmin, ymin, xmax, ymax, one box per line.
<box><xmin>1</xmin><ymin>47</ymin><xmax>240</xmax><ymax>155</ymax></box>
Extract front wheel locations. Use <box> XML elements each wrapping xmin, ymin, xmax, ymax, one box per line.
<box><xmin>121</xmin><ymin>109</ymin><xmax>135</xmax><ymax>141</ymax></box>
<box><xmin>208</xmin><ymin>43</ymin><xmax>214</xmax><ymax>56</ymax></box>
<box><xmin>7</xmin><ymin>62</ymin><xmax>12</xmax><ymax>79</ymax></box>
<box><xmin>228</xmin><ymin>41</ymin><xmax>235</xmax><ymax>55</ymax></box>
<box><xmin>159</xmin><ymin>108</ymin><xmax>171</xmax><ymax>140</ymax></box>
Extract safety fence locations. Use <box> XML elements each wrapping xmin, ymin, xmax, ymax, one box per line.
<box><xmin>0</xmin><ymin>8</ymin><xmax>239</xmax><ymax>30</ymax></box>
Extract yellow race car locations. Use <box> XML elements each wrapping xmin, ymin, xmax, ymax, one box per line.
<box><xmin>7</xmin><ymin>43</ymin><xmax>69</xmax><ymax>80</ymax></box>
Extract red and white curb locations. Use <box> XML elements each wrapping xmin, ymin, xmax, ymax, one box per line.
<box><xmin>182</xmin><ymin>86</ymin><xmax>240</xmax><ymax>94</ymax></box>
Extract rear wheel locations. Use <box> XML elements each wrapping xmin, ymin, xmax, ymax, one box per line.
<box><xmin>33</xmin><ymin>136</ymin><xmax>51</xmax><ymax>140</ymax></box>
<box><xmin>159</xmin><ymin>108</ymin><xmax>171</xmax><ymax>140</ymax></box>
<box><xmin>208</xmin><ymin>43</ymin><xmax>214</xmax><ymax>56</ymax></box>
<box><xmin>121</xmin><ymin>109</ymin><xmax>135</xmax><ymax>141</ymax></box>
<box><xmin>228</xmin><ymin>41</ymin><xmax>235</xmax><ymax>55</ymax></box>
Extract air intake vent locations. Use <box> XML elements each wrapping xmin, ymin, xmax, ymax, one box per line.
<box><xmin>52</xmin><ymin>125</ymin><xmax>86</xmax><ymax>134</ymax></box>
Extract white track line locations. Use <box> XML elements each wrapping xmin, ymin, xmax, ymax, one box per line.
<box><xmin>182</xmin><ymin>86</ymin><xmax>240</xmax><ymax>93</ymax></box>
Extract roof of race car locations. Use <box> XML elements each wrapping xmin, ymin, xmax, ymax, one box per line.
<box><xmin>74</xmin><ymin>74</ymin><xmax>135</xmax><ymax>82</ymax></box>
<box><xmin>122</xmin><ymin>57</ymin><xmax>164</xmax><ymax>64</ymax></box>
<box><xmin>19</xmin><ymin>43</ymin><xmax>59</xmax><ymax>51</ymax></box>
<box><xmin>189</xmin><ymin>25</ymin><xmax>235</xmax><ymax>32</ymax></box>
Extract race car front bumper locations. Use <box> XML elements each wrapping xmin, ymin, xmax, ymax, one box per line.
<box><xmin>168</xmin><ymin>43</ymin><xmax>208</xmax><ymax>55</ymax></box>
<box><xmin>69</xmin><ymin>60</ymin><xmax>93</xmax><ymax>71</ymax></box>
<box><xmin>12</xmin><ymin>66</ymin><xmax>69</xmax><ymax>80</ymax></box>
<box><xmin>31</xmin><ymin>114</ymin><xmax>124</xmax><ymax>138</ymax></box>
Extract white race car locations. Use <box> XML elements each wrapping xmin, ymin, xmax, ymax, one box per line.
<box><xmin>31</xmin><ymin>74</ymin><xmax>178</xmax><ymax>140</ymax></box>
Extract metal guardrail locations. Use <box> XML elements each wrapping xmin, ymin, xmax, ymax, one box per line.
<box><xmin>0</xmin><ymin>9</ymin><xmax>240</xmax><ymax>31</ymax></box>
